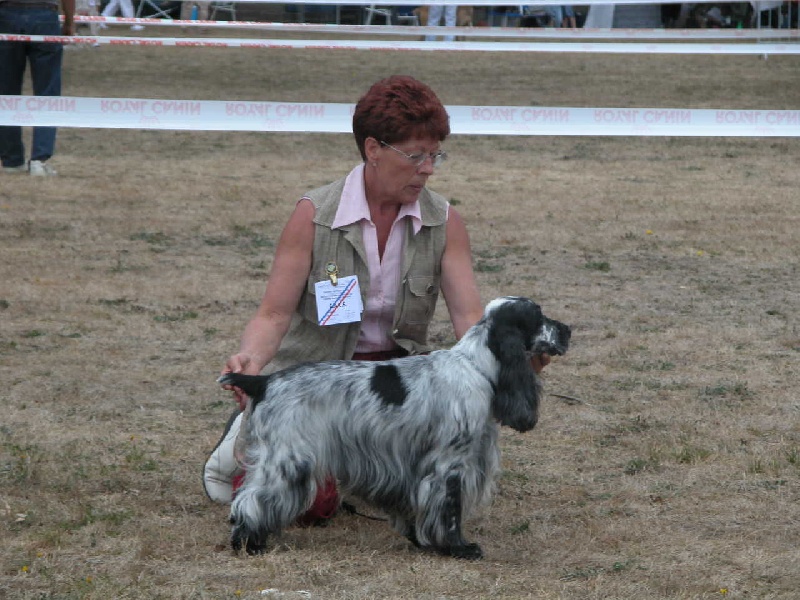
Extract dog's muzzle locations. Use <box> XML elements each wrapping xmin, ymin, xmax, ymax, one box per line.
<box><xmin>531</xmin><ymin>318</ymin><xmax>571</xmax><ymax>357</ymax></box>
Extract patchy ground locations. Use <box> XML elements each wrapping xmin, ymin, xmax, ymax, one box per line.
<box><xmin>1</xmin><ymin>36</ymin><xmax>799</xmax><ymax>599</ymax></box>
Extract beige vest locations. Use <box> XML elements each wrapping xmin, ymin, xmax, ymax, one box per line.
<box><xmin>265</xmin><ymin>175</ymin><xmax>448</xmax><ymax>373</ymax></box>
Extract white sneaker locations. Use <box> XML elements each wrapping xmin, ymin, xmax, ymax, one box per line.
<box><xmin>130</xmin><ymin>24</ymin><xmax>144</xmax><ymax>31</ymax></box>
<box><xmin>3</xmin><ymin>164</ymin><xmax>28</xmax><ymax>174</ymax></box>
<box><xmin>202</xmin><ymin>410</ymin><xmax>243</xmax><ymax>504</ymax></box>
<box><xmin>28</xmin><ymin>160</ymin><xmax>57</xmax><ymax>176</ymax></box>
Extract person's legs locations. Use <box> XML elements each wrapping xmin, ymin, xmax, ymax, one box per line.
<box><xmin>0</xmin><ymin>7</ymin><xmax>28</xmax><ymax>168</ymax></box>
<box><xmin>442</xmin><ymin>5</ymin><xmax>456</xmax><ymax>41</ymax></box>
<box><xmin>118</xmin><ymin>0</ymin><xmax>134</xmax><ymax>18</ymax></box>
<box><xmin>197</xmin><ymin>0</ymin><xmax>211</xmax><ymax>21</ymax></box>
<box><xmin>546</xmin><ymin>5</ymin><xmax>563</xmax><ymax>26</ymax></box>
<box><xmin>203</xmin><ymin>409</ymin><xmax>244</xmax><ymax>503</ymax></box>
<box><xmin>118</xmin><ymin>0</ymin><xmax>144</xmax><ymax>29</ymax></box>
<box><xmin>120</xmin><ymin>0</ymin><xmax>135</xmax><ymax>17</ymax></box>
<box><xmin>101</xmin><ymin>0</ymin><xmax>120</xmax><ymax>17</ymax></box>
<box><xmin>425</xmin><ymin>4</ymin><xmax>444</xmax><ymax>40</ymax></box>
<box><xmin>562</xmin><ymin>5</ymin><xmax>576</xmax><ymax>28</ymax></box>
<box><xmin>27</xmin><ymin>9</ymin><xmax>62</xmax><ymax>164</ymax></box>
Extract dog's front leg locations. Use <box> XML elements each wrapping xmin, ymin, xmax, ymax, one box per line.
<box><xmin>428</xmin><ymin>471</ymin><xmax>483</xmax><ymax>559</ymax></box>
<box><xmin>442</xmin><ymin>472</ymin><xmax>483</xmax><ymax>559</ymax></box>
<box><xmin>230</xmin><ymin>514</ymin><xmax>268</xmax><ymax>555</ymax></box>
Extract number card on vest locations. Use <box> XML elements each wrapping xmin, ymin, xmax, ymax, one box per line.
<box><xmin>315</xmin><ymin>275</ymin><xmax>363</xmax><ymax>326</ymax></box>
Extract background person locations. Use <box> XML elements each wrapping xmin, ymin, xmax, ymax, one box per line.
<box><xmin>98</xmin><ymin>0</ymin><xmax>143</xmax><ymax>31</ymax></box>
<box><xmin>203</xmin><ymin>75</ymin><xmax>549</xmax><ymax>524</ymax></box>
<box><xmin>425</xmin><ymin>3</ymin><xmax>456</xmax><ymax>41</ymax></box>
<box><xmin>0</xmin><ymin>0</ymin><xmax>75</xmax><ymax>176</ymax></box>
<box><xmin>180</xmin><ymin>0</ymin><xmax>210</xmax><ymax>22</ymax></box>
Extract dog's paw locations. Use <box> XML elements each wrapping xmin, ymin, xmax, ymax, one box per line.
<box><xmin>449</xmin><ymin>542</ymin><xmax>483</xmax><ymax>560</ymax></box>
<box><xmin>421</xmin><ymin>542</ymin><xmax>484</xmax><ymax>560</ymax></box>
<box><xmin>231</xmin><ymin>528</ymin><xmax>268</xmax><ymax>555</ymax></box>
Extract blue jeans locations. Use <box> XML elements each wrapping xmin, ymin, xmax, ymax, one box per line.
<box><xmin>0</xmin><ymin>6</ymin><xmax>63</xmax><ymax>167</ymax></box>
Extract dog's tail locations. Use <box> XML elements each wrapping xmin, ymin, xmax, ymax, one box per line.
<box><xmin>217</xmin><ymin>372</ymin><xmax>269</xmax><ymax>402</ymax></box>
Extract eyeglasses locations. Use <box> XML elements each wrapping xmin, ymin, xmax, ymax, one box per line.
<box><xmin>380</xmin><ymin>141</ymin><xmax>448</xmax><ymax>168</ymax></box>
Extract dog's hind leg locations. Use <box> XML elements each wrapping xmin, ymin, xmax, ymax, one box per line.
<box><xmin>388</xmin><ymin>514</ymin><xmax>422</xmax><ymax>548</ymax></box>
<box><xmin>229</xmin><ymin>453</ymin><xmax>316</xmax><ymax>555</ymax></box>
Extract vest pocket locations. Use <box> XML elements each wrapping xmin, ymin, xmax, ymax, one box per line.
<box><xmin>402</xmin><ymin>275</ymin><xmax>440</xmax><ymax>325</ymax></box>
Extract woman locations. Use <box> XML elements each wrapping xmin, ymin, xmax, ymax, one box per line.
<box><xmin>203</xmin><ymin>75</ymin><xmax>548</xmax><ymax>522</ymax></box>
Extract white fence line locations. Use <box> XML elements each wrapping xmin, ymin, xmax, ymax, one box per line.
<box><xmin>71</xmin><ymin>16</ymin><xmax>800</xmax><ymax>39</ymax></box>
<box><xmin>2</xmin><ymin>96</ymin><xmax>799</xmax><ymax>137</ymax></box>
<box><xmin>4</xmin><ymin>33</ymin><xmax>800</xmax><ymax>53</ymax></box>
<box><xmin>128</xmin><ymin>0</ymin><xmax>762</xmax><ymax>5</ymax></box>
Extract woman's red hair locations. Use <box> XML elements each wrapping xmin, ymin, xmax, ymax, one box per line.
<box><xmin>352</xmin><ymin>75</ymin><xmax>451</xmax><ymax>161</ymax></box>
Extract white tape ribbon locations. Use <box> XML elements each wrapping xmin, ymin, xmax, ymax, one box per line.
<box><xmin>70</xmin><ymin>17</ymin><xmax>800</xmax><ymax>40</ymax></box>
<box><xmin>113</xmin><ymin>0</ymin><xmax>756</xmax><ymax>5</ymax></box>
<box><xmin>3</xmin><ymin>33</ymin><xmax>799</xmax><ymax>54</ymax></box>
<box><xmin>2</xmin><ymin>96</ymin><xmax>799</xmax><ymax>136</ymax></box>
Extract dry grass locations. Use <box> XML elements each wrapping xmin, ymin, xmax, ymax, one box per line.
<box><xmin>1</xmin><ymin>33</ymin><xmax>799</xmax><ymax>599</ymax></box>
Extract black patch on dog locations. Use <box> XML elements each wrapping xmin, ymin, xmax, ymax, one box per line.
<box><xmin>370</xmin><ymin>364</ymin><xmax>408</xmax><ymax>407</ymax></box>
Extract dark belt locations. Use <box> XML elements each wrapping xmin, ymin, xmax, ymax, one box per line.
<box><xmin>352</xmin><ymin>348</ymin><xmax>409</xmax><ymax>362</ymax></box>
<box><xmin>0</xmin><ymin>2</ymin><xmax>59</xmax><ymax>10</ymax></box>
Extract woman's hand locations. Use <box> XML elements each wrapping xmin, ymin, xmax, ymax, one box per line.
<box><xmin>221</xmin><ymin>353</ymin><xmax>256</xmax><ymax>411</ymax></box>
<box><xmin>530</xmin><ymin>353</ymin><xmax>551</xmax><ymax>374</ymax></box>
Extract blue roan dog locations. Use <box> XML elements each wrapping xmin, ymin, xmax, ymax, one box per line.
<box><xmin>218</xmin><ymin>296</ymin><xmax>571</xmax><ymax>559</ymax></box>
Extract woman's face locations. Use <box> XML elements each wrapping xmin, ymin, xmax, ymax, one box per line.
<box><xmin>370</xmin><ymin>137</ymin><xmax>445</xmax><ymax>205</ymax></box>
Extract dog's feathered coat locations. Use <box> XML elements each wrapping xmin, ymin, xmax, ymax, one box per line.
<box><xmin>219</xmin><ymin>296</ymin><xmax>571</xmax><ymax>559</ymax></box>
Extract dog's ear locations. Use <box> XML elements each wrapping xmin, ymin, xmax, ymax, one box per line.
<box><xmin>486</xmin><ymin>301</ymin><xmax>541</xmax><ymax>432</ymax></box>
<box><xmin>489</xmin><ymin>324</ymin><xmax>539</xmax><ymax>432</ymax></box>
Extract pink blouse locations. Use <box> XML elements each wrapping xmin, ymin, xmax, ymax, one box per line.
<box><xmin>330</xmin><ymin>164</ymin><xmax>427</xmax><ymax>353</ymax></box>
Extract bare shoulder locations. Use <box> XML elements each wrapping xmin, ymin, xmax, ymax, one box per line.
<box><xmin>445</xmin><ymin>205</ymin><xmax>471</xmax><ymax>250</ymax></box>
<box><xmin>276</xmin><ymin>199</ymin><xmax>316</xmax><ymax>248</ymax></box>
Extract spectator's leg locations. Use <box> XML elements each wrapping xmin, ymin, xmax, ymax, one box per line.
<box><xmin>101</xmin><ymin>0</ymin><xmax>120</xmax><ymax>17</ymax></box>
<box><xmin>180</xmin><ymin>1</ymin><xmax>193</xmax><ymax>20</ymax></box>
<box><xmin>0</xmin><ymin>7</ymin><xmax>28</xmax><ymax>168</ymax></box>
<box><xmin>119</xmin><ymin>0</ymin><xmax>135</xmax><ymax>18</ymax></box>
<box><xmin>198</xmin><ymin>0</ymin><xmax>211</xmax><ymax>21</ymax></box>
<box><xmin>443</xmin><ymin>5</ymin><xmax>456</xmax><ymax>40</ymax></box>
<box><xmin>425</xmin><ymin>4</ymin><xmax>444</xmax><ymax>40</ymax></box>
<box><xmin>27</xmin><ymin>10</ymin><xmax>62</xmax><ymax>164</ymax></box>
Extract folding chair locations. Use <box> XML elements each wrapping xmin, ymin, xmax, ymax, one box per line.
<box><xmin>364</xmin><ymin>5</ymin><xmax>420</xmax><ymax>25</ymax></box>
<box><xmin>395</xmin><ymin>5</ymin><xmax>419</xmax><ymax>25</ymax></box>
<box><xmin>364</xmin><ymin>4</ymin><xmax>392</xmax><ymax>25</ymax></box>
<box><xmin>210</xmin><ymin>1</ymin><xmax>236</xmax><ymax>20</ymax></box>
<box><xmin>135</xmin><ymin>0</ymin><xmax>175</xmax><ymax>19</ymax></box>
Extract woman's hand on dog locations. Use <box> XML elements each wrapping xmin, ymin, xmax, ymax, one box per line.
<box><xmin>531</xmin><ymin>353</ymin><xmax>550</xmax><ymax>374</ymax></box>
<box><xmin>222</xmin><ymin>353</ymin><xmax>258</xmax><ymax>411</ymax></box>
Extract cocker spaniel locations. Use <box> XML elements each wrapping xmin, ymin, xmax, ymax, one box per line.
<box><xmin>218</xmin><ymin>296</ymin><xmax>571</xmax><ymax>559</ymax></box>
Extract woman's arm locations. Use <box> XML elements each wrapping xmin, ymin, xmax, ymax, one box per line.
<box><xmin>439</xmin><ymin>207</ymin><xmax>484</xmax><ymax>340</ymax></box>
<box><xmin>224</xmin><ymin>199</ymin><xmax>316</xmax><ymax>377</ymax></box>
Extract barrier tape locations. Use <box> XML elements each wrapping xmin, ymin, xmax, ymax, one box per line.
<box><xmin>2</xmin><ymin>96</ymin><xmax>799</xmax><ymax>136</ymax></box>
<box><xmin>72</xmin><ymin>17</ymin><xmax>800</xmax><ymax>40</ymax></box>
<box><xmin>112</xmin><ymin>0</ymin><xmax>761</xmax><ymax>5</ymax></box>
<box><xmin>4</xmin><ymin>33</ymin><xmax>800</xmax><ymax>53</ymax></box>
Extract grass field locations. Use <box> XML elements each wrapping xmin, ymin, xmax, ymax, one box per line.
<box><xmin>1</xmin><ymin>26</ymin><xmax>799</xmax><ymax>599</ymax></box>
